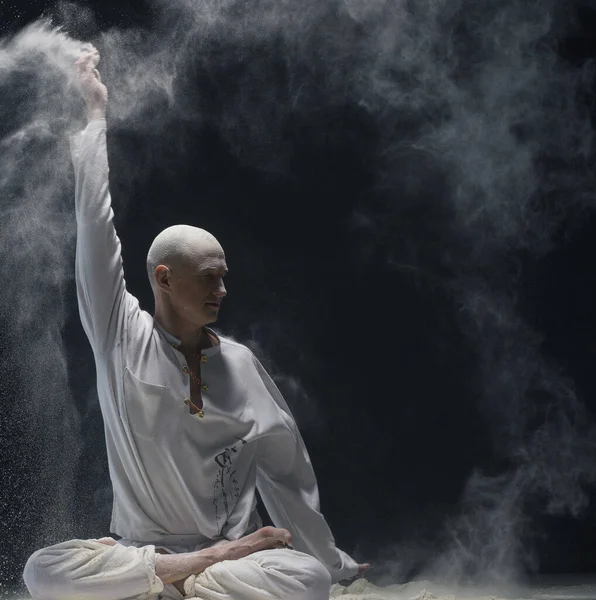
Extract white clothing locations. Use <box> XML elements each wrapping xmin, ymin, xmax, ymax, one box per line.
<box><xmin>68</xmin><ymin>119</ymin><xmax>358</xmax><ymax>583</ymax></box>
<box><xmin>183</xmin><ymin>549</ymin><xmax>330</xmax><ymax>600</ymax></box>
<box><xmin>23</xmin><ymin>540</ymin><xmax>331</xmax><ymax>600</ymax></box>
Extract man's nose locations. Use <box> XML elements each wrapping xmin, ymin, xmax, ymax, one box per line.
<box><xmin>214</xmin><ymin>280</ymin><xmax>227</xmax><ymax>297</ymax></box>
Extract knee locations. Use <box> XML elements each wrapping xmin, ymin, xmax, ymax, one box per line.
<box><xmin>260</xmin><ymin>550</ymin><xmax>331</xmax><ymax>600</ymax></box>
<box><xmin>23</xmin><ymin>540</ymin><xmax>102</xmax><ymax>600</ymax></box>
<box><xmin>23</xmin><ymin>545</ymin><xmax>68</xmax><ymax>600</ymax></box>
<box><xmin>288</xmin><ymin>552</ymin><xmax>332</xmax><ymax>599</ymax></box>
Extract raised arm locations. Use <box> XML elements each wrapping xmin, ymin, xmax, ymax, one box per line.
<box><xmin>253</xmin><ymin>356</ymin><xmax>370</xmax><ymax>584</ymax></box>
<box><xmin>72</xmin><ymin>50</ymin><xmax>137</xmax><ymax>355</ymax></box>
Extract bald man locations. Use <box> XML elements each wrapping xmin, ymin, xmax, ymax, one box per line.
<box><xmin>22</xmin><ymin>51</ymin><xmax>368</xmax><ymax>600</ymax></box>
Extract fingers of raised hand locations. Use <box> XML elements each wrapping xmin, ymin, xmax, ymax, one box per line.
<box><xmin>75</xmin><ymin>55</ymin><xmax>93</xmax><ymax>73</ymax></box>
<box><xmin>79</xmin><ymin>43</ymin><xmax>99</xmax><ymax>61</ymax></box>
<box><xmin>75</xmin><ymin>48</ymin><xmax>100</xmax><ymax>78</ymax></box>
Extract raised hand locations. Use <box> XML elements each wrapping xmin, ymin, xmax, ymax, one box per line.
<box><xmin>75</xmin><ymin>45</ymin><xmax>108</xmax><ymax>121</ymax></box>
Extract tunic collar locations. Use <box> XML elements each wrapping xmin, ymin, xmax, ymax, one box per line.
<box><xmin>153</xmin><ymin>320</ymin><xmax>222</xmax><ymax>358</ymax></box>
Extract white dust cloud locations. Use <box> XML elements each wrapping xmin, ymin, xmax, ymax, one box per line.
<box><xmin>0</xmin><ymin>0</ymin><xmax>595</xmax><ymax>591</ymax></box>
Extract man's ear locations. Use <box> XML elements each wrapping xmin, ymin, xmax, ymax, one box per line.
<box><xmin>154</xmin><ymin>265</ymin><xmax>173</xmax><ymax>293</ymax></box>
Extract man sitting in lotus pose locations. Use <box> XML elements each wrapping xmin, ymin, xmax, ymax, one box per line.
<box><xmin>23</xmin><ymin>49</ymin><xmax>368</xmax><ymax>600</ymax></box>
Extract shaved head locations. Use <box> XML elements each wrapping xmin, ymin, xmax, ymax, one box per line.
<box><xmin>147</xmin><ymin>225</ymin><xmax>224</xmax><ymax>289</ymax></box>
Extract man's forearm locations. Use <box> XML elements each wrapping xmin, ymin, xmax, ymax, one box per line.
<box><xmin>155</xmin><ymin>528</ymin><xmax>291</xmax><ymax>585</ymax></box>
<box><xmin>155</xmin><ymin>547</ymin><xmax>223</xmax><ymax>584</ymax></box>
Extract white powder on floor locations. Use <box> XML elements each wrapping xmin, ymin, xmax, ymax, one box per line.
<box><xmin>12</xmin><ymin>579</ymin><xmax>594</xmax><ymax>600</ymax></box>
<box><xmin>330</xmin><ymin>579</ymin><xmax>533</xmax><ymax>600</ymax></box>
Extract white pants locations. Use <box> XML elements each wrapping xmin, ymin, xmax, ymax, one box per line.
<box><xmin>23</xmin><ymin>539</ymin><xmax>332</xmax><ymax>600</ymax></box>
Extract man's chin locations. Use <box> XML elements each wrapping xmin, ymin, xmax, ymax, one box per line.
<box><xmin>203</xmin><ymin>310</ymin><xmax>220</xmax><ymax>324</ymax></box>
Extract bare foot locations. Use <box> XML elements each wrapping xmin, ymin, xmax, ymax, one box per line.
<box><xmin>220</xmin><ymin>526</ymin><xmax>293</xmax><ymax>561</ymax></box>
<box><xmin>96</xmin><ymin>537</ymin><xmax>117</xmax><ymax>546</ymax></box>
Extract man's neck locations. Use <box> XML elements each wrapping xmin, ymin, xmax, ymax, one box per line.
<box><xmin>179</xmin><ymin>328</ymin><xmax>213</xmax><ymax>354</ymax></box>
<box><xmin>154</xmin><ymin>312</ymin><xmax>214</xmax><ymax>353</ymax></box>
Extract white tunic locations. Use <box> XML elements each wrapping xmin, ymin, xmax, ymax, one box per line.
<box><xmin>69</xmin><ymin>119</ymin><xmax>359</xmax><ymax>583</ymax></box>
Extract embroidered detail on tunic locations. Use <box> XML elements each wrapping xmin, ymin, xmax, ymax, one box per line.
<box><xmin>213</xmin><ymin>437</ymin><xmax>247</xmax><ymax>534</ymax></box>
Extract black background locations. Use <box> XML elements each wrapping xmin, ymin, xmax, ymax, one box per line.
<box><xmin>2</xmin><ymin>0</ymin><xmax>596</xmax><ymax>593</ymax></box>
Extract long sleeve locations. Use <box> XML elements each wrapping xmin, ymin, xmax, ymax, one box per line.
<box><xmin>253</xmin><ymin>356</ymin><xmax>359</xmax><ymax>584</ymax></box>
<box><xmin>70</xmin><ymin>119</ymin><xmax>136</xmax><ymax>356</ymax></box>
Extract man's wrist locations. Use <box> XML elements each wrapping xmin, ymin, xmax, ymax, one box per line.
<box><xmin>87</xmin><ymin>107</ymin><xmax>106</xmax><ymax>121</ymax></box>
<box><xmin>197</xmin><ymin>546</ymin><xmax>227</xmax><ymax>569</ymax></box>
<box><xmin>217</xmin><ymin>544</ymin><xmax>237</xmax><ymax>562</ymax></box>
